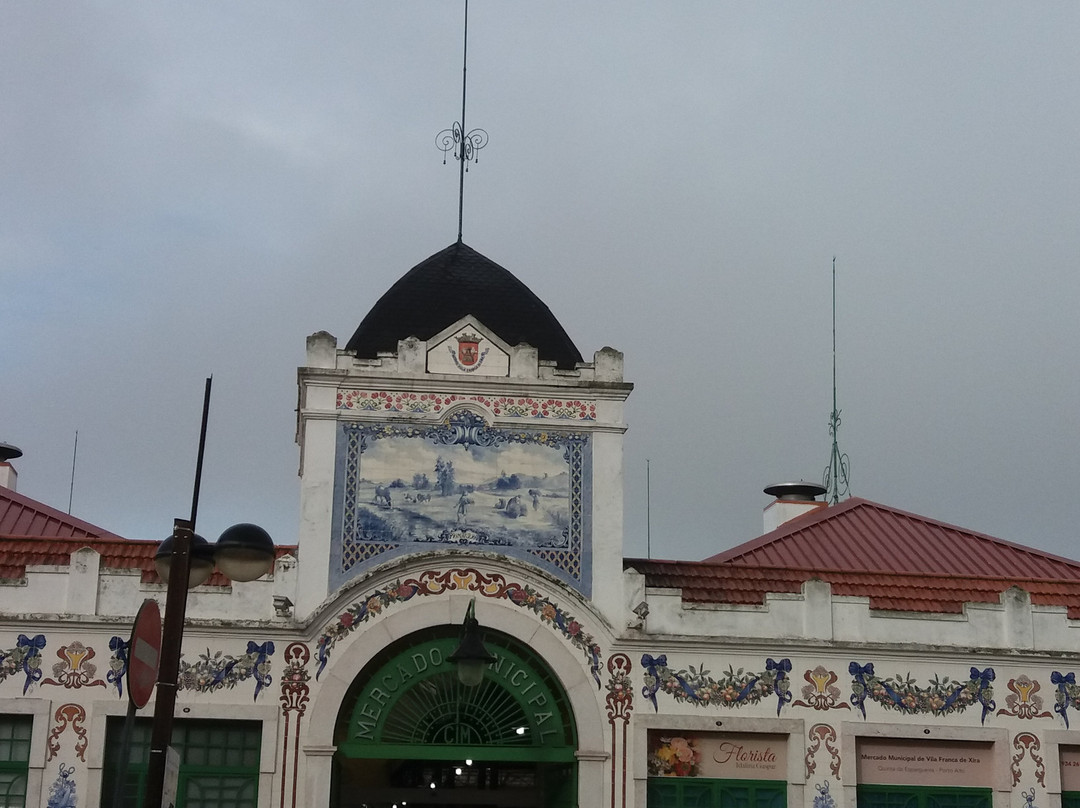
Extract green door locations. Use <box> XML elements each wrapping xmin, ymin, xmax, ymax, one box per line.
<box><xmin>334</xmin><ymin>626</ymin><xmax>578</xmax><ymax>808</ymax></box>
<box><xmin>647</xmin><ymin>777</ymin><xmax>786</xmax><ymax>808</ymax></box>
<box><xmin>857</xmin><ymin>785</ymin><xmax>992</xmax><ymax>808</ymax></box>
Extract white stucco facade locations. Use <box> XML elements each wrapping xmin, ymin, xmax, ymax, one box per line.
<box><xmin>4</xmin><ymin>258</ymin><xmax>1080</xmax><ymax>808</ymax></box>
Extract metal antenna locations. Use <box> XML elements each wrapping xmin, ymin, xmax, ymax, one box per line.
<box><xmin>67</xmin><ymin>431</ymin><xmax>78</xmax><ymax>514</ymax></box>
<box><xmin>646</xmin><ymin>459</ymin><xmax>651</xmax><ymax>558</ymax></box>
<box><xmin>189</xmin><ymin>376</ymin><xmax>213</xmax><ymax>529</ymax></box>
<box><xmin>436</xmin><ymin>0</ymin><xmax>488</xmax><ymax>242</ymax></box>
<box><xmin>823</xmin><ymin>257</ymin><xmax>851</xmax><ymax>504</ymax></box>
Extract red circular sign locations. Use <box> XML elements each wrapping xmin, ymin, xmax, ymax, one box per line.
<box><xmin>128</xmin><ymin>598</ymin><xmax>162</xmax><ymax>709</ymax></box>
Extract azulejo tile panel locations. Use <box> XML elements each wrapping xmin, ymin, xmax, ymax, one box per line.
<box><xmin>332</xmin><ymin>410</ymin><xmax>591</xmax><ymax>595</ymax></box>
<box><xmin>47</xmin><ymin>763</ymin><xmax>77</xmax><ymax>808</ymax></box>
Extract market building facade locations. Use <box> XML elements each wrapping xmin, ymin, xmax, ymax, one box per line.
<box><xmin>3</xmin><ymin>242</ymin><xmax>1080</xmax><ymax>808</ymax></box>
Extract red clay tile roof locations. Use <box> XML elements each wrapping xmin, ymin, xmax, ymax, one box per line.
<box><xmin>628</xmin><ymin>497</ymin><xmax>1080</xmax><ymax>617</ymax></box>
<box><xmin>0</xmin><ymin>487</ymin><xmax>295</xmax><ymax>585</ymax></box>
<box><xmin>704</xmin><ymin>497</ymin><xmax>1080</xmax><ymax>579</ymax></box>
<box><xmin>0</xmin><ymin>535</ymin><xmax>160</xmax><ymax>582</ymax></box>
<box><xmin>0</xmin><ymin>534</ymin><xmax>296</xmax><ymax>586</ymax></box>
<box><xmin>626</xmin><ymin>559</ymin><xmax>1080</xmax><ymax>619</ymax></box>
<box><xmin>0</xmin><ymin>485</ymin><xmax>124</xmax><ymax>540</ymax></box>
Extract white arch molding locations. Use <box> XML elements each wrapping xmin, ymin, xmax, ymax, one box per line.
<box><xmin>299</xmin><ymin>583</ymin><xmax>612</xmax><ymax>806</ymax></box>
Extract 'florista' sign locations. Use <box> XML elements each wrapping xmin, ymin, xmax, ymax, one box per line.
<box><xmin>647</xmin><ymin>732</ymin><xmax>787</xmax><ymax>780</ymax></box>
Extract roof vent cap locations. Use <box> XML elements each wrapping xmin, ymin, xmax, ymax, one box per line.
<box><xmin>764</xmin><ymin>481</ymin><xmax>826</xmax><ymax>502</ymax></box>
<box><xmin>0</xmin><ymin>444</ymin><xmax>23</xmax><ymax>463</ymax></box>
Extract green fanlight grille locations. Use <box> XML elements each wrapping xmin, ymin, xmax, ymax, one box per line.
<box><xmin>338</xmin><ymin>629</ymin><xmax>576</xmax><ymax>762</ymax></box>
<box><xmin>380</xmin><ymin>673</ymin><xmax>531</xmax><ymax>746</ymax></box>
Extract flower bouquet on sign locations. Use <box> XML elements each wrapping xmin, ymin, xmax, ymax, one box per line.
<box><xmin>647</xmin><ymin>736</ymin><xmax>702</xmax><ymax>777</ymax></box>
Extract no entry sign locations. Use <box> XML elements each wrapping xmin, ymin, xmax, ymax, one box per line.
<box><xmin>128</xmin><ymin>598</ymin><xmax>162</xmax><ymax>709</ymax></box>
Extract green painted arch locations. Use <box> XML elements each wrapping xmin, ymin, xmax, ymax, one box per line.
<box><xmin>335</xmin><ymin>626</ymin><xmax>577</xmax><ymax>763</ymax></box>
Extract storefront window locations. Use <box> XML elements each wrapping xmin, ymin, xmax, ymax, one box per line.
<box><xmin>0</xmin><ymin>716</ymin><xmax>31</xmax><ymax>808</ymax></box>
<box><xmin>101</xmin><ymin>718</ymin><xmax>261</xmax><ymax>808</ymax></box>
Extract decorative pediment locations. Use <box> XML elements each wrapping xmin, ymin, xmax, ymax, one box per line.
<box><xmin>425</xmin><ymin>317</ymin><xmax>511</xmax><ymax>377</ymax></box>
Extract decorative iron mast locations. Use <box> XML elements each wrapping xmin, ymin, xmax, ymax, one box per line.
<box><xmin>823</xmin><ymin>256</ymin><xmax>851</xmax><ymax>504</ymax></box>
<box><xmin>436</xmin><ymin>0</ymin><xmax>488</xmax><ymax>243</ymax></box>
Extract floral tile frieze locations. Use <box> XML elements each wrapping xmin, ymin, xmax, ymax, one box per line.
<box><xmin>336</xmin><ymin>390</ymin><xmax>596</xmax><ymax>420</ymax></box>
<box><xmin>316</xmin><ymin>567</ymin><xmax>603</xmax><ymax>686</ymax></box>
<box><xmin>850</xmin><ymin>663</ymin><xmax>995</xmax><ymax>723</ymax></box>
<box><xmin>640</xmin><ymin>655</ymin><xmax>793</xmax><ymax>715</ymax></box>
<box><xmin>178</xmin><ymin>641</ymin><xmax>275</xmax><ymax>701</ymax></box>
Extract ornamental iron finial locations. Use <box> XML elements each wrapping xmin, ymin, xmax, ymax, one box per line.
<box><xmin>823</xmin><ymin>257</ymin><xmax>851</xmax><ymax>504</ymax></box>
<box><xmin>436</xmin><ymin>0</ymin><xmax>488</xmax><ymax>243</ymax></box>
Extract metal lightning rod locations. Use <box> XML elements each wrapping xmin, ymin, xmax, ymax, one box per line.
<box><xmin>436</xmin><ymin>0</ymin><xmax>488</xmax><ymax>242</ymax></box>
<box><xmin>67</xmin><ymin>431</ymin><xmax>78</xmax><ymax>514</ymax></box>
<box><xmin>823</xmin><ymin>257</ymin><xmax>851</xmax><ymax>504</ymax></box>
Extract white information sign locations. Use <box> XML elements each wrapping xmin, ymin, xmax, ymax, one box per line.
<box><xmin>857</xmin><ymin>739</ymin><xmax>993</xmax><ymax>787</ymax></box>
<box><xmin>162</xmin><ymin>745</ymin><xmax>181</xmax><ymax>808</ymax></box>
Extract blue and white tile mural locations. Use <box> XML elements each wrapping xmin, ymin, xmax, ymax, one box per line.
<box><xmin>332</xmin><ymin>410</ymin><xmax>591</xmax><ymax>593</ymax></box>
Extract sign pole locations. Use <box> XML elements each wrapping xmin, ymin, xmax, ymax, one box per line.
<box><xmin>114</xmin><ymin>598</ymin><xmax>162</xmax><ymax>807</ymax></box>
<box><xmin>110</xmin><ymin>699</ymin><xmax>138</xmax><ymax>807</ymax></box>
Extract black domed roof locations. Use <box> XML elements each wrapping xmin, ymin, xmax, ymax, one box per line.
<box><xmin>345</xmin><ymin>241</ymin><xmax>583</xmax><ymax>369</ymax></box>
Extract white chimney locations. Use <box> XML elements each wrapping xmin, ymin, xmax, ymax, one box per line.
<box><xmin>763</xmin><ymin>482</ymin><xmax>826</xmax><ymax>533</ymax></box>
<box><xmin>0</xmin><ymin>444</ymin><xmax>22</xmax><ymax>491</ymax></box>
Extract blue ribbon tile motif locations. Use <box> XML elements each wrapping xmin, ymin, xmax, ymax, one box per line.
<box><xmin>46</xmin><ymin>763</ymin><xmax>77</xmax><ymax>808</ymax></box>
<box><xmin>0</xmin><ymin>634</ymin><xmax>47</xmax><ymax>694</ymax></box>
<box><xmin>247</xmin><ymin>641</ymin><xmax>275</xmax><ymax>699</ymax></box>
<box><xmin>1051</xmin><ymin>671</ymin><xmax>1079</xmax><ymax>727</ymax></box>
<box><xmin>849</xmin><ymin>662</ymin><xmax>995</xmax><ymax>723</ymax></box>
<box><xmin>107</xmin><ymin>636</ymin><xmax>129</xmax><ymax>698</ymax></box>
<box><xmin>18</xmin><ymin>634</ymin><xmax>45</xmax><ymax>693</ymax></box>
<box><xmin>178</xmin><ymin>641</ymin><xmax>275</xmax><ymax>701</ymax></box>
<box><xmin>640</xmin><ymin>654</ymin><xmax>793</xmax><ymax>714</ymax></box>
<box><xmin>766</xmin><ymin>657</ymin><xmax>793</xmax><ymax>716</ymax></box>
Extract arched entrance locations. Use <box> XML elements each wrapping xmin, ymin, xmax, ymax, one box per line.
<box><xmin>332</xmin><ymin>624</ymin><xmax>578</xmax><ymax>808</ymax></box>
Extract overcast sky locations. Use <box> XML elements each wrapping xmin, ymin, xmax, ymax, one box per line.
<box><xmin>3</xmin><ymin>2</ymin><xmax>1078</xmax><ymax>565</ymax></box>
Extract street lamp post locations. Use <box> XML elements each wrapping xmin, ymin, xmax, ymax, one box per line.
<box><xmin>143</xmin><ymin>521</ymin><xmax>276</xmax><ymax>808</ymax></box>
<box><xmin>144</xmin><ymin>518</ymin><xmax>194</xmax><ymax>808</ymax></box>
<box><xmin>140</xmin><ymin>378</ymin><xmax>276</xmax><ymax>808</ymax></box>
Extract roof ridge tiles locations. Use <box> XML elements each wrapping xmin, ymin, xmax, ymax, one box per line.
<box><xmin>628</xmin><ymin>556</ymin><xmax>1080</xmax><ymax>586</ymax></box>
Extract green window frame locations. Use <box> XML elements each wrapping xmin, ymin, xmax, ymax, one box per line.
<box><xmin>647</xmin><ymin>777</ymin><xmax>786</xmax><ymax>808</ymax></box>
<box><xmin>1061</xmin><ymin>793</ymin><xmax>1080</xmax><ymax>808</ymax></box>
<box><xmin>0</xmin><ymin>716</ymin><xmax>32</xmax><ymax>808</ymax></box>
<box><xmin>857</xmin><ymin>785</ymin><xmax>992</xmax><ymax>808</ymax></box>
<box><xmin>101</xmin><ymin>718</ymin><xmax>261</xmax><ymax>808</ymax></box>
